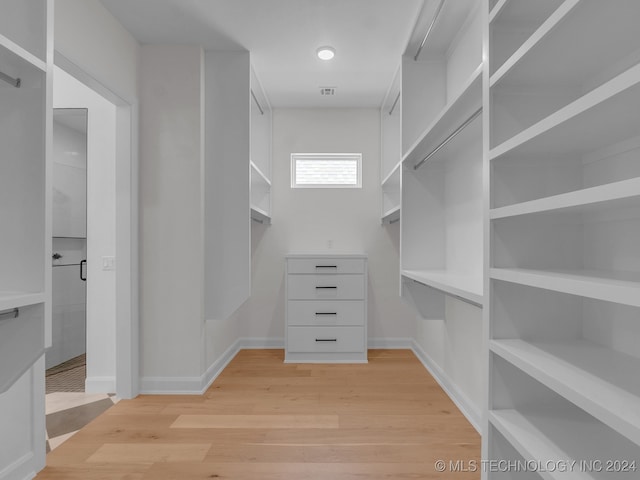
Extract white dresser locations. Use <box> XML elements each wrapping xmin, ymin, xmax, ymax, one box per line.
<box><xmin>285</xmin><ymin>254</ymin><xmax>367</xmax><ymax>363</ymax></box>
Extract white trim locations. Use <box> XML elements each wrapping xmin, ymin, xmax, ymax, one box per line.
<box><xmin>84</xmin><ymin>376</ymin><xmax>116</xmax><ymax>394</ymax></box>
<box><xmin>368</xmin><ymin>337</ymin><xmax>413</xmax><ymax>349</ymax></box>
<box><xmin>291</xmin><ymin>153</ymin><xmax>362</xmax><ymax>189</ymax></box>
<box><xmin>411</xmin><ymin>340</ymin><xmax>481</xmax><ymax>433</ymax></box>
<box><xmin>139</xmin><ymin>375</ymin><xmax>204</xmax><ymax>395</ymax></box>
<box><xmin>53</xmin><ymin>52</ymin><xmax>139</xmax><ymax>399</ymax></box>
<box><xmin>239</xmin><ymin>337</ymin><xmax>284</xmax><ymax>349</ymax></box>
<box><xmin>0</xmin><ymin>452</ymin><xmax>35</xmax><ymax>480</ymax></box>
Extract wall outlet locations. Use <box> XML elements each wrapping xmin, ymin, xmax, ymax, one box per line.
<box><xmin>327</xmin><ymin>239</ymin><xmax>333</xmax><ymax>249</ymax></box>
<box><xmin>102</xmin><ymin>256</ymin><xmax>115</xmax><ymax>271</ymax></box>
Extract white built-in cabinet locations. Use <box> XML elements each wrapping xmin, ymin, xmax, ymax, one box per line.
<box><xmin>485</xmin><ymin>0</ymin><xmax>640</xmax><ymax>475</ymax></box>
<box><xmin>285</xmin><ymin>255</ymin><xmax>368</xmax><ymax>363</ymax></box>
<box><xmin>250</xmin><ymin>66</ymin><xmax>272</xmax><ymax>224</ymax></box>
<box><xmin>204</xmin><ymin>53</ymin><xmax>273</xmax><ymax>320</ymax></box>
<box><xmin>0</xmin><ymin>0</ymin><xmax>51</xmax><ymax>477</ymax></box>
<box><xmin>397</xmin><ymin>0</ymin><xmax>484</xmax><ymax>424</ymax></box>
<box><xmin>380</xmin><ymin>64</ymin><xmax>401</xmax><ymax>224</ymax></box>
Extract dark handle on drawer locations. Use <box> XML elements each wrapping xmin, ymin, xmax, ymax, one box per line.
<box><xmin>315</xmin><ymin>312</ymin><xmax>337</xmax><ymax>316</ymax></box>
<box><xmin>316</xmin><ymin>286</ymin><xmax>337</xmax><ymax>289</ymax></box>
<box><xmin>316</xmin><ymin>265</ymin><xmax>337</xmax><ymax>269</ymax></box>
<box><xmin>315</xmin><ymin>338</ymin><xmax>337</xmax><ymax>342</ymax></box>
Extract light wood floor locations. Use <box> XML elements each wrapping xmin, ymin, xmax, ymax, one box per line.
<box><xmin>37</xmin><ymin>349</ymin><xmax>480</xmax><ymax>479</ymax></box>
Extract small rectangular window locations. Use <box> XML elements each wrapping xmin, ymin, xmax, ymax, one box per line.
<box><xmin>291</xmin><ymin>153</ymin><xmax>362</xmax><ymax>188</ymax></box>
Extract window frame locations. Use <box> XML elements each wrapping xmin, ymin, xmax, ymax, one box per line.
<box><xmin>290</xmin><ymin>153</ymin><xmax>363</xmax><ymax>189</ymax></box>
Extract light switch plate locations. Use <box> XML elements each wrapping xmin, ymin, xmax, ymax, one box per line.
<box><xmin>102</xmin><ymin>256</ymin><xmax>115</xmax><ymax>271</ymax></box>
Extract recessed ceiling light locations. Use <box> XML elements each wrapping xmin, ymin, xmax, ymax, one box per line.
<box><xmin>317</xmin><ymin>46</ymin><xmax>335</xmax><ymax>61</ymax></box>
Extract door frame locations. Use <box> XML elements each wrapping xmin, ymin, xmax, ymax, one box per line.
<box><xmin>54</xmin><ymin>52</ymin><xmax>139</xmax><ymax>398</ymax></box>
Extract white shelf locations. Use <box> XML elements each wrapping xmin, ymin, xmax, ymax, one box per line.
<box><xmin>490</xmin><ymin>268</ymin><xmax>640</xmax><ymax>308</ymax></box>
<box><xmin>490</xmin><ymin>62</ymin><xmax>640</xmax><ymax>160</ymax></box>
<box><xmin>381</xmin><ymin>161</ymin><xmax>401</xmax><ymax>188</ymax></box>
<box><xmin>490</xmin><ymin>409</ymin><xmax>639</xmax><ymax>480</ymax></box>
<box><xmin>0</xmin><ymin>292</ymin><xmax>45</xmax><ymax>312</ymax></box>
<box><xmin>490</xmin><ymin>0</ymin><xmax>640</xmax><ymax>89</ymax></box>
<box><xmin>488</xmin><ymin>0</ymin><xmax>510</xmax><ymax>23</ymax></box>
<box><xmin>250</xmin><ymin>206</ymin><xmax>270</xmax><ymax>225</ymax></box>
<box><xmin>0</xmin><ymin>33</ymin><xmax>47</xmax><ymax>72</ymax></box>
<box><xmin>250</xmin><ymin>160</ymin><xmax>271</xmax><ymax>186</ymax></box>
<box><xmin>490</xmin><ymin>177</ymin><xmax>640</xmax><ymax>219</ymax></box>
<box><xmin>402</xmin><ymin>269</ymin><xmax>483</xmax><ymax>306</ymax></box>
<box><xmin>402</xmin><ymin>65</ymin><xmax>482</xmax><ymax>167</ymax></box>
<box><xmin>381</xmin><ymin>206</ymin><xmax>400</xmax><ymax>225</ymax></box>
<box><xmin>491</xmin><ymin>339</ymin><xmax>640</xmax><ymax>446</ymax></box>
<box><xmin>490</xmin><ymin>0</ymin><xmax>579</xmax><ymax>87</ymax></box>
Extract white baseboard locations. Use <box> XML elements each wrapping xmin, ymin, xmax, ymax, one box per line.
<box><xmin>85</xmin><ymin>376</ymin><xmax>116</xmax><ymax>394</ymax></box>
<box><xmin>139</xmin><ymin>375</ymin><xmax>203</xmax><ymax>395</ymax></box>
<box><xmin>238</xmin><ymin>337</ymin><xmax>284</xmax><ymax>349</ymax></box>
<box><xmin>0</xmin><ymin>452</ymin><xmax>35</xmax><ymax>480</ymax></box>
<box><xmin>368</xmin><ymin>337</ymin><xmax>413</xmax><ymax>349</ymax></box>
<box><xmin>410</xmin><ymin>340</ymin><xmax>481</xmax><ymax>433</ymax></box>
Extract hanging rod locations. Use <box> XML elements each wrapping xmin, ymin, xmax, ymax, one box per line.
<box><xmin>414</xmin><ymin>0</ymin><xmax>446</xmax><ymax>61</ymax></box>
<box><xmin>388</xmin><ymin>91</ymin><xmax>401</xmax><ymax>116</ymax></box>
<box><xmin>0</xmin><ymin>71</ymin><xmax>21</xmax><ymax>88</ymax></box>
<box><xmin>413</xmin><ymin>107</ymin><xmax>482</xmax><ymax>170</ymax></box>
<box><xmin>251</xmin><ymin>216</ymin><xmax>264</xmax><ymax>224</ymax></box>
<box><xmin>389</xmin><ymin>217</ymin><xmax>400</xmax><ymax>225</ymax></box>
<box><xmin>0</xmin><ymin>308</ymin><xmax>19</xmax><ymax>321</ymax></box>
<box><xmin>250</xmin><ymin>89</ymin><xmax>264</xmax><ymax>115</ymax></box>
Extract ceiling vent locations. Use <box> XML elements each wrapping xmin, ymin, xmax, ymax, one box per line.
<box><xmin>320</xmin><ymin>87</ymin><xmax>336</xmax><ymax>96</ymax></box>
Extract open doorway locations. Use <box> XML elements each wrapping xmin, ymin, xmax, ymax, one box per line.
<box><xmin>47</xmin><ymin>108</ymin><xmax>88</xmax><ymax>395</ymax></box>
<box><xmin>45</xmin><ymin>65</ymin><xmax>132</xmax><ymax>452</ymax></box>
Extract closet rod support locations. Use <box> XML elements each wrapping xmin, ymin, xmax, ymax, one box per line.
<box><xmin>0</xmin><ymin>308</ymin><xmax>19</xmax><ymax>321</ymax></box>
<box><xmin>0</xmin><ymin>71</ymin><xmax>21</xmax><ymax>88</ymax></box>
<box><xmin>414</xmin><ymin>0</ymin><xmax>446</xmax><ymax>61</ymax></box>
<box><xmin>388</xmin><ymin>91</ymin><xmax>401</xmax><ymax>115</ymax></box>
<box><xmin>250</xmin><ymin>89</ymin><xmax>264</xmax><ymax>115</ymax></box>
<box><xmin>413</xmin><ymin>107</ymin><xmax>482</xmax><ymax>171</ymax></box>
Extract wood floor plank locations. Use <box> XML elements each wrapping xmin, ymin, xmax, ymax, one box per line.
<box><xmin>86</xmin><ymin>443</ymin><xmax>211</xmax><ymax>463</ymax></box>
<box><xmin>37</xmin><ymin>349</ymin><xmax>480</xmax><ymax>479</ymax></box>
<box><xmin>171</xmin><ymin>414</ymin><xmax>339</xmax><ymax>429</ymax></box>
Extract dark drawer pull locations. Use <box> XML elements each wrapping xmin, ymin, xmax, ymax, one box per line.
<box><xmin>315</xmin><ymin>312</ymin><xmax>337</xmax><ymax>316</ymax></box>
<box><xmin>316</xmin><ymin>286</ymin><xmax>337</xmax><ymax>289</ymax></box>
<box><xmin>316</xmin><ymin>265</ymin><xmax>337</xmax><ymax>269</ymax></box>
<box><xmin>315</xmin><ymin>338</ymin><xmax>337</xmax><ymax>342</ymax></box>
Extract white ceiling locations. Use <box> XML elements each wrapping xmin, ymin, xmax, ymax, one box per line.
<box><xmin>100</xmin><ymin>0</ymin><xmax>425</xmax><ymax>108</ymax></box>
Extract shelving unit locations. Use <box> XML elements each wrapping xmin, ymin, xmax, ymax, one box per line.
<box><xmin>381</xmin><ymin>162</ymin><xmax>400</xmax><ymax>224</ymax></box>
<box><xmin>250</xmin><ymin>65</ymin><xmax>272</xmax><ymax>224</ymax></box>
<box><xmin>380</xmin><ymin>64</ymin><xmax>401</xmax><ymax>223</ymax></box>
<box><xmin>0</xmin><ymin>12</ymin><xmax>48</xmax><ymax>395</ymax></box>
<box><xmin>0</xmin><ymin>1</ymin><xmax>51</xmax><ymax>477</ymax></box>
<box><xmin>401</xmin><ymin>64</ymin><xmax>484</xmax><ymax>306</ymax></box>
<box><xmin>485</xmin><ymin>0</ymin><xmax>640</xmax><ymax>474</ymax></box>
<box><xmin>250</xmin><ymin>160</ymin><xmax>271</xmax><ymax>224</ymax></box>
<box><xmin>397</xmin><ymin>0</ymin><xmax>484</xmax><ymax>427</ymax></box>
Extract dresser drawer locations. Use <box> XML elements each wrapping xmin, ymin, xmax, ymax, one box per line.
<box><xmin>287</xmin><ymin>274</ymin><xmax>364</xmax><ymax>300</ymax></box>
<box><xmin>287</xmin><ymin>257</ymin><xmax>365</xmax><ymax>275</ymax></box>
<box><xmin>287</xmin><ymin>300</ymin><xmax>365</xmax><ymax>326</ymax></box>
<box><xmin>287</xmin><ymin>326</ymin><xmax>365</xmax><ymax>353</ymax></box>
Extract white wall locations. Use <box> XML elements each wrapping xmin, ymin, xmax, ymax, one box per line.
<box><xmin>240</xmin><ymin>108</ymin><xmax>415</xmax><ymax>344</ymax></box>
<box><xmin>139</xmin><ymin>46</ymin><xmax>205</xmax><ymax>386</ymax></box>
<box><xmin>54</xmin><ymin>0</ymin><xmax>139</xmax><ymax>102</ymax></box>
<box><xmin>53</xmin><ymin>66</ymin><xmax>117</xmax><ymax>393</ymax></box>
